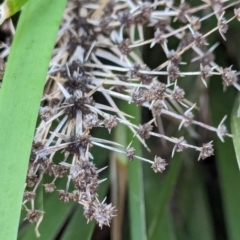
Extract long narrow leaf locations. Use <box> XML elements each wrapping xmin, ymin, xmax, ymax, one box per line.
<box><xmin>210</xmin><ymin>74</ymin><xmax>240</xmax><ymax>240</ymax></box>
<box><xmin>231</xmin><ymin>95</ymin><xmax>240</xmax><ymax>169</ymax></box>
<box><xmin>125</xmin><ymin>104</ymin><xmax>147</xmax><ymax>240</ymax></box>
<box><xmin>148</xmin><ymin>156</ymin><xmax>182</xmax><ymax>240</ymax></box>
<box><xmin>0</xmin><ymin>0</ymin><xmax>67</xmax><ymax>239</ymax></box>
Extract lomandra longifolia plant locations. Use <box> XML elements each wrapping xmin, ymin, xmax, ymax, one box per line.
<box><xmin>1</xmin><ymin>0</ymin><xmax>240</xmax><ymax>233</ymax></box>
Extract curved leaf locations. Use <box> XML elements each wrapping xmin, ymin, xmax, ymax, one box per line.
<box><xmin>0</xmin><ymin>0</ymin><xmax>67</xmax><ymax>239</ymax></box>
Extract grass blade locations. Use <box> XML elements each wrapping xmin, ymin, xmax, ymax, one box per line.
<box><xmin>124</xmin><ymin>103</ymin><xmax>147</xmax><ymax>240</ymax></box>
<box><xmin>231</xmin><ymin>95</ymin><xmax>240</xmax><ymax>169</ymax></box>
<box><xmin>175</xmin><ymin>159</ymin><xmax>214</xmax><ymax>240</ymax></box>
<box><xmin>147</xmin><ymin>156</ymin><xmax>182</xmax><ymax>240</ymax></box>
<box><xmin>0</xmin><ymin>0</ymin><xmax>67</xmax><ymax>239</ymax></box>
<box><xmin>210</xmin><ymin>71</ymin><xmax>240</xmax><ymax>240</ymax></box>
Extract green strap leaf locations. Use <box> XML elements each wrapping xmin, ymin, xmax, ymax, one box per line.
<box><xmin>0</xmin><ymin>0</ymin><xmax>67</xmax><ymax>239</ymax></box>
<box><xmin>231</xmin><ymin>95</ymin><xmax>240</xmax><ymax>169</ymax></box>
<box><xmin>125</xmin><ymin>104</ymin><xmax>147</xmax><ymax>240</ymax></box>
<box><xmin>210</xmin><ymin>75</ymin><xmax>240</xmax><ymax>240</ymax></box>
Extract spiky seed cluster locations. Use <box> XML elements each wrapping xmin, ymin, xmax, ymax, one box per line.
<box><xmin>70</xmin><ymin>160</ymin><xmax>98</xmax><ymax>200</ymax></box>
<box><xmin>131</xmin><ymin>64</ymin><xmax>154</xmax><ymax>84</ymax></box>
<box><xmin>23</xmin><ymin>191</ymin><xmax>36</xmax><ymax>202</ymax></box>
<box><xmin>118</xmin><ymin>39</ymin><xmax>132</xmax><ymax>56</ymax></box>
<box><xmin>152</xmin><ymin>157</ymin><xmax>168</xmax><ymax>173</ymax></box>
<box><xmin>25</xmin><ymin>210</ymin><xmax>43</xmax><ymax>223</ymax></box>
<box><xmin>66</xmin><ymin>135</ymin><xmax>92</xmax><ymax>155</ymax></box>
<box><xmin>172</xmin><ymin>87</ymin><xmax>185</xmax><ymax>102</ymax></box>
<box><xmin>92</xmin><ymin>200</ymin><xmax>115</xmax><ymax>228</ymax></box>
<box><xmin>6</xmin><ymin>0</ymin><xmax>237</xmax><ymax>230</ymax></box>
<box><xmin>138</xmin><ymin>123</ymin><xmax>153</xmax><ymax>139</ymax></box>
<box><xmin>103</xmin><ymin>115</ymin><xmax>119</xmax><ymax>132</ymax></box>
<box><xmin>199</xmin><ymin>142</ymin><xmax>214</xmax><ymax>160</ymax></box>
<box><xmin>43</xmin><ymin>183</ymin><xmax>56</xmax><ymax>193</ymax></box>
<box><xmin>58</xmin><ymin>190</ymin><xmax>71</xmax><ymax>203</ymax></box>
<box><xmin>221</xmin><ymin>67</ymin><xmax>237</xmax><ymax>87</ymax></box>
<box><xmin>65</xmin><ymin>96</ymin><xmax>95</xmax><ymax>119</ymax></box>
<box><xmin>126</xmin><ymin>146</ymin><xmax>136</xmax><ymax>161</ymax></box>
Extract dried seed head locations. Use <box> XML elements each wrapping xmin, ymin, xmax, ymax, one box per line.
<box><xmin>183</xmin><ymin>111</ymin><xmax>194</xmax><ymax>127</ymax></box>
<box><xmin>50</xmin><ymin>98</ymin><xmax>60</xmax><ymax>107</ymax></box>
<box><xmin>218</xmin><ymin>124</ymin><xmax>228</xmax><ymax>138</ymax></box>
<box><xmin>71</xmin><ymin>190</ymin><xmax>80</xmax><ymax>202</ymax></box>
<box><xmin>79</xmin><ymin>191</ymin><xmax>92</xmax><ymax>203</ymax></box>
<box><xmin>30</xmin><ymin>142</ymin><xmax>44</xmax><ymax>161</ymax></box>
<box><xmin>43</xmin><ymin>161</ymin><xmax>54</xmax><ymax>176</ymax></box>
<box><xmin>201</xmin><ymin>65</ymin><xmax>213</xmax><ymax>81</ymax></box>
<box><xmin>174</xmin><ymin>137</ymin><xmax>187</xmax><ymax>153</ymax></box>
<box><xmin>150</xmin><ymin>83</ymin><xmax>166</xmax><ymax>100</ymax></box>
<box><xmin>118</xmin><ymin>10</ymin><xmax>132</xmax><ymax>26</ymax></box>
<box><xmin>118</xmin><ymin>39</ymin><xmax>132</xmax><ymax>56</ymax></box>
<box><xmin>154</xmin><ymin>18</ymin><xmax>170</xmax><ymax>32</ymax></box>
<box><xmin>194</xmin><ymin>32</ymin><xmax>208</xmax><ymax>46</ymax></box>
<box><xmin>177</xmin><ymin>2</ymin><xmax>190</xmax><ymax>23</ymax></box>
<box><xmin>93</xmin><ymin>200</ymin><xmax>115</xmax><ymax>228</ymax></box>
<box><xmin>199</xmin><ymin>142</ymin><xmax>214</xmax><ymax>160</ymax></box>
<box><xmin>23</xmin><ymin>191</ymin><xmax>36</xmax><ymax>202</ymax></box>
<box><xmin>152</xmin><ymin>100</ymin><xmax>164</xmax><ymax>117</ymax></box>
<box><xmin>154</xmin><ymin>29</ymin><xmax>166</xmax><ymax>45</ymax></box>
<box><xmin>61</xmin><ymin>60</ymin><xmax>92</xmax><ymax>79</ymax></box>
<box><xmin>179</xmin><ymin>33</ymin><xmax>194</xmax><ymax>50</ymax></box>
<box><xmin>190</xmin><ymin>16</ymin><xmax>201</xmax><ymax>31</ymax></box>
<box><xmin>211</xmin><ymin>0</ymin><xmax>224</xmax><ymax>14</ymax></box>
<box><xmin>84</xmin><ymin>203</ymin><xmax>95</xmax><ymax>222</ymax></box>
<box><xmin>131</xmin><ymin>87</ymin><xmax>151</xmax><ymax>105</ymax></box>
<box><xmin>39</xmin><ymin>106</ymin><xmax>54</xmax><ymax>122</ymax></box>
<box><xmin>218</xmin><ymin>18</ymin><xmax>228</xmax><ymax>36</ymax></box>
<box><xmin>167</xmin><ymin>64</ymin><xmax>181</xmax><ymax>82</ymax></box>
<box><xmin>221</xmin><ymin>66</ymin><xmax>237</xmax><ymax>87</ymax></box>
<box><xmin>126</xmin><ymin>146</ymin><xmax>135</xmax><ymax>161</ymax></box>
<box><xmin>172</xmin><ymin>86</ymin><xmax>185</xmax><ymax>102</ymax></box>
<box><xmin>58</xmin><ymin>190</ymin><xmax>71</xmax><ymax>203</ymax></box>
<box><xmin>84</xmin><ymin>113</ymin><xmax>100</xmax><ymax>129</ymax></box>
<box><xmin>52</xmin><ymin>165</ymin><xmax>68</xmax><ymax>178</ymax></box>
<box><xmin>234</xmin><ymin>8</ymin><xmax>240</xmax><ymax>21</ymax></box>
<box><xmin>26</xmin><ymin>174</ymin><xmax>38</xmax><ymax>188</ymax></box>
<box><xmin>65</xmin><ymin>96</ymin><xmax>95</xmax><ymax>119</ymax></box>
<box><xmin>151</xmin><ymin>156</ymin><xmax>168</xmax><ymax>173</ymax></box>
<box><xmin>64</xmin><ymin>74</ymin><xmax>91</xmax><ymax>94</ymax></box>
<box><xmin>66</xmin><ymin>135</ymin><xmax>92</xmax><ymax>155</ymax></box>
<box><xmin>132</xmin><ymin>2</ymin><xmax>152</xmax><ymax>24</ymax></box>
<box><xmin>43</xmin><ymin>183</ymin><xmax>56</xmax><ymax>193</ymax></box>
<box><xmin>100</xmin><ymin>17</ymin><xmax>114</xmax><ymax>34</ymax></box>
<box><xmin>103</xmin><ymin>115</ymin><xmax>119</xmax><ymax>131</ymax></box>
<box><xmin>167</xmin><ymin>50</ymin><xmax>181</xmax><ymax>66</ymax></box>
<box><xmin>71</xmin><ymin>160</ymin><xmax>98</xmax><ymax>197</ymax></box>
<box><xmin>138</xmin><ymin>123</ymin><xmax>153</xmax><ymax>139</ymax></box>
<box><xmin>200</xmin><ymin>52</ymin><xmax>215</xmax><ymax>66</ymax></box>
<box><xmin>131</xmin><ymin>64</ymin><xmax>154</xmax><ymax>85</ymax></box>
<box><xmin>25</xmin><ymin>210</ymin><xmax>42</xmax><ymax>223</ymax></box>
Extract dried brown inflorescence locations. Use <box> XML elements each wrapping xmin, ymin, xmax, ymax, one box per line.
<box><xmin>1</xmin><ymin>0</ymin><xmax>237</xmax><ymax>231</ymax></box>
